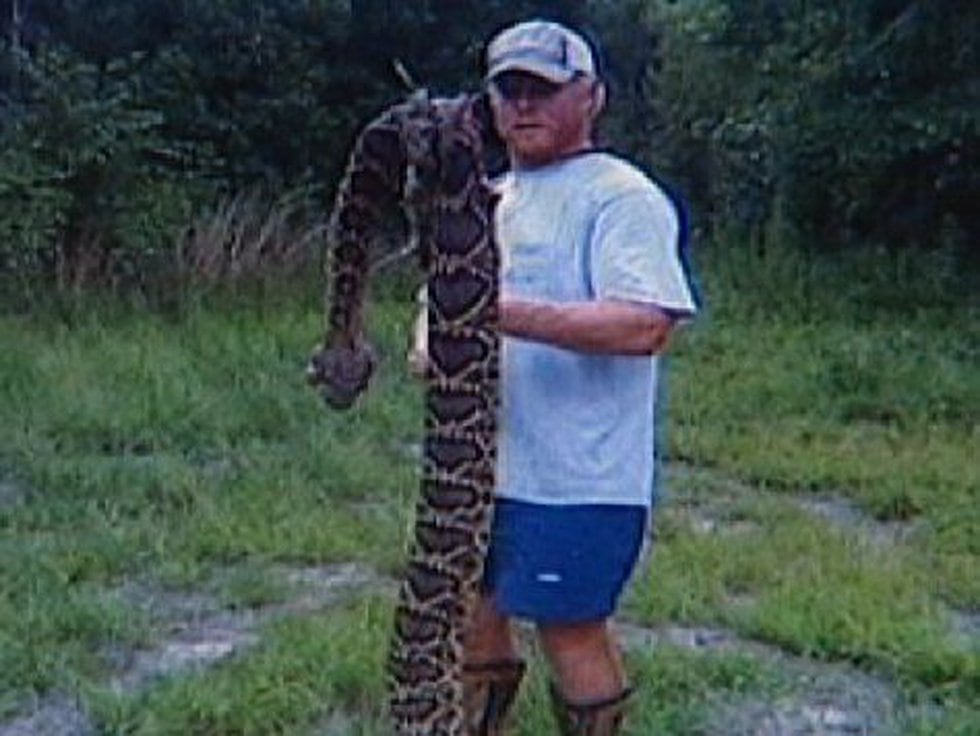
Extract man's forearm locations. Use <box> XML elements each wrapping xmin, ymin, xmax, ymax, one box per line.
<box><xmin>499</xmin><ymin>298</ymin><xmax>674</xmax><ymax>355</ymax></box>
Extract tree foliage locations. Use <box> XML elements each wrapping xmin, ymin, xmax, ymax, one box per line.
<box><xmin>636</xmin><ymin>0</ymin><xmax>978</xmax><ymax>250</ymax></box>
<box><xmin>0</xmin><ymin>45</ymin><xmax>204</xmax><ymax>288</ymax></box>
<box><xmin>0</xmin><ymin>0</ymin><xmax>976</xmax><ymax>290</ymax></box>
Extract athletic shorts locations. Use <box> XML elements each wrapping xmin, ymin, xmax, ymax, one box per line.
<box><xmin>482</xmin><ymin>498</ymin><xmax>648</xmax><ymax>624</ymax></box>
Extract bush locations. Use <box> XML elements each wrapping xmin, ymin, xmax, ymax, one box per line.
<box><xmin>176</xmin><ymin>188</ymin><xmax>327</xmax><ymax>287</ymax></box>
<box><xmin>630</xmin><ymin>0</ymin><xmax>979</xmax><ymax>253</ymax></box>
<box><xmin>0</xmin><ymin>46</ymin><xmax>209</xmax><ymax>294</ymax></box>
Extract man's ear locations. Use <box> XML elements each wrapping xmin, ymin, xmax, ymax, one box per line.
<box><xmin>588</xmin><ymin>81</ymin><xmax>606</xmax><ymax>119</ymax></box>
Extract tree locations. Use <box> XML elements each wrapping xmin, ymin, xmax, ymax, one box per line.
<box><xmin>634</xmin><ymin>0</ymin><xmax>979</xmax><ymax>251</ymax></box>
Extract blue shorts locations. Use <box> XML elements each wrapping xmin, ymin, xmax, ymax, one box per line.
<box><xmin>483</xmin><ymin>498</ymin><xmax>648</xmax><ymax>624</ymax></box>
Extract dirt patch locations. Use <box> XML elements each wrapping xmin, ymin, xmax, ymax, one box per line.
<box><xmin>703</xmin><ymin>660</ymin><xmax>900</xmax><ymax>736</ymax></box>
<box><xmin>660</xmin><ymin>463</ymin><xmax>764</xmax><ymax>538</ymax></box>
<box><xmin>0</xmin><ymin>696</ymin><xmax>93</xmax><ymax>736</ymax></box>
<box><xmin>278</xmin><ymin>563</ymin><xmax>396</xmax><ymax>613</ymax></box>
<box><xmin>106</xmin><ymin>562</ymin><xmax>391</xmax><ymax>693</ymax></box>
<box><xmin>1</xmin><ymin>563</ymin><xmax>392</xmax><ymax>733</ymax></box>
<box><xmin>107</xmin><ymin>608</ymin><xmax>263</xmax><ymax>693</ymax></box>
<box><xmin>663</xmin><ymin>463</ymin><xmax>918</xmax><ymax>548</ymax></box>
<box><xmin>112</xmin><ymin>579</ymin><xmax>220</xmax><ymax>622</ymax></box>
<box><xmin>392</xmin><ymin>441</ymin><xmax>423</xmax><ymax>461</ymax></box>
<box><xmin>618</xmin><ymin>621</ymin><xmax>747</xmax><ymax>654</ymax></box>
<box><xmin>675</xmin><ymin>507</ymin><xmax>761</xmax><ymax>537</ymax></box>
<box><xmin>795</xmin><ymin>496</ymin><xmax>915</xmax><ymax>546</ymax></box>
<box><xmin>0</xmin><ymin>476</ymin><xmax>26</xmax><ymax>509</ymax></box>
<box><xmin>310</xmin><ymin>710</ymin><xmax>364</xmax><ymax>735</ymax></box>
<box><xmin>948</xmin><ymin>608</ymin><xmax>980</xmax><ymax>653</ymax></box>
<box><xmin>618</xmin><ymin>619</ymin><xmax>901</xmax><ymax>736</ymax></box>
<box><xmin>707</xmin><ymin>693</ymin><xmax>896</xmax><ymax>736</ymax></box>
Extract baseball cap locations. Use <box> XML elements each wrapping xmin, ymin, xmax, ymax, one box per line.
<box><xmin>485</xmin><ymin>20</ymin><xmax>597</xmax><ymax>84</ymax></box>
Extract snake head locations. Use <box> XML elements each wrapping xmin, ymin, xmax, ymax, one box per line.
<box><xmin>306</xmin><ymin>341</ymin><xmax>377</xmax><ymax>410</ymax></box>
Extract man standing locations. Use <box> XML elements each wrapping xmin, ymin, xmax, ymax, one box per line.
<box><xmin>413</xmin><ymin>19</ymin><xmax>698</xmax><ymax>735</ymax></box>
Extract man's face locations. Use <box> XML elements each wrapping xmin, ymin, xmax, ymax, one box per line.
<box><xmin>487</xmin><ymin>70</ymin><xmax>600</xmax><ymax>168</ymax></box>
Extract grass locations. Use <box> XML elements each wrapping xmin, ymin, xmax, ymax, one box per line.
<box><xmin>0</xmin><ymin>241</ymin><xmax>977</xmax><ymax>733</ymax></box>
<box><xmin>90</xmin><ymin>597</ymin><xmax>391</xmax><ymax>735</ymax></box>
<box><xmin>630</xmin><ymin>496</ymin><xmax>974</xmax><ymax>692</ymax></box>
<box><xmin>668</xmin><ymin>241</ymin><xmax>980</xmax><ymax>613</ymax></box>
<box><xmin>86</xmin><ymin>591</ymin><xmax>789</xmax><ymax>736</ymax></box>
<box><xmin>511</xmin><ymin>643</ymin><xmax>789</xmax><ymax>736</ymax></box>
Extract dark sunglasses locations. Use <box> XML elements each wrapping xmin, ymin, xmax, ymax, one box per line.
<box><xmin>489</xmin><ymin>73</ymin><xmax>576</xmax><ymax>102</ymax></box>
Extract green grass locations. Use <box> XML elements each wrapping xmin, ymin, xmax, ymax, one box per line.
<box><xmin>668</xmin><ymin>241</ymin><xmax>979</xmax><ymax>612</ymax></box>
<box><xmin>0</xmin><ymin>283</ymin><xmax>423</xmax><ymax>721</ymax></box>
<box><xmin>629</xmin><ymin>494</ymin><xmax>975</xmax><ymax>693</ymax></box>
<box><xmin>510</xmin><ymin>644</ymin><xmax>788</xmax><ymax>735</ymax></box>
<box><xmin>84</xmin><ymin>590</ymin><xmax>791</xmax><ymax>736</ymax></box>
<box><xmin>91</xmin><ymin>596</ymin><xmax>391</xmax><ymax>735</ymax></box>
<box><xmin>0</xmin><ymin>243</ymin><xmax>977</xmax><ymax>732</ymax></box>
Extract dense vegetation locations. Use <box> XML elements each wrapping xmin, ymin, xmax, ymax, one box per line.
<box><xmin>1</xmin><ymin>1</ymin><xmax>977</xmax><ymax>733</ymax></box>
<box><xmin>1</xmin><ymin>0</ymin><xmax>977</xmax><ymax>295</ymax></box>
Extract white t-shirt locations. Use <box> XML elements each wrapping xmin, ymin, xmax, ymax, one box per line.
<box><xmin>495</xmin><ymin>151</ymin><xmax>698</xmax><ymax>507</ymax></box>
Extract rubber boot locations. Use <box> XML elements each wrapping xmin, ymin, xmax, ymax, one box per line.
<box><xmin>548</xmin><ymin>682</ymin><xmax>633</xmax><ymax>736</ymax></box>
<box><xmin>462</xmin><ymin>659</ymin><xmax>526</xmax><ymax>735</ymax></box>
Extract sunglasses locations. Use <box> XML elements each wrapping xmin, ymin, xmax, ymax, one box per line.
<box><xmin>489</xmin><ymin>73</ymin><xmax>579</xmax><ymax>102</ymax></box>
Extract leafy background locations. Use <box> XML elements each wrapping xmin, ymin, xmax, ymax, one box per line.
<box><xmin>1</xmin><ymin>0</ymin><xmax>977</xmax><ymax>295</ymax></box>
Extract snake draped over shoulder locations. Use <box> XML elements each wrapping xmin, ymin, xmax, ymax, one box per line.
<box><xmin>306</xmin><ymin>92</ymin><xmax>500</xmax><ymax>736</ymax></box>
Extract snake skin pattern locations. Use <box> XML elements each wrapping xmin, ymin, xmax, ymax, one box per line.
<box><xmin>307</xmin><ymin>92</ymin><xmax>499</xmax><ymax>735</ymax></box>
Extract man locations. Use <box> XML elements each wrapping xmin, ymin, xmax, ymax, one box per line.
<box><xmin>411</xmin><ymin>19</ymin><xmax>698</xmax><ymax>735</ymax></box>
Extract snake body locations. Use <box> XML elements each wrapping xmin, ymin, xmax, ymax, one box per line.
<box><xmin>307</xmin><ymin>93</ymin><xmax>499</xmax><ymax>735</ymax></box>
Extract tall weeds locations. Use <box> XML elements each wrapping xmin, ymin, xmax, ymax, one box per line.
<box><xmin>176</xmin><ymin>190</ymin><xmax>327</xmax><ymax>286</ymax></box>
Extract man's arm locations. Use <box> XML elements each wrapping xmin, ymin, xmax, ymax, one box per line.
<box><xmin>499</xmin><ymin>298</ymin><xmax>677</xmax><ymax>356</ymax></box>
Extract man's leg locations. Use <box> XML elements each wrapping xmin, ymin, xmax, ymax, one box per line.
<box><xmin>538</xmin><ymin>620</ymin><xmax>631</xmax><ymax>735</ymax></box>
<box><xmin>537</xmin><ymin>619</ymin><xmax>624</xmax><ymax>700</ymax></box>
<box><xmin>464</xmin><ymin>593</ymin><xmax>517</xmax><ymax>663</ymax></box>
<box><xmin>461</xmin><ymin>593</ymin><xmax>524</xmax><ymax>735</ymax></box>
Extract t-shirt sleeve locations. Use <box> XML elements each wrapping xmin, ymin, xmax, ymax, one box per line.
<box><xmin>589</xmin><ymin>188</ymin><xmax>698</xmax><ymax>315</ymax></box>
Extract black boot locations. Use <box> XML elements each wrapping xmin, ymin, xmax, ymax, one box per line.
<box><xmin>462</xmin><ymin>659</ymin><xmax>526</xmax><ymax>735</ymax></box>
<box><xmin>548</xmin><ymin>682</ymin><xmax>633</xmax><ymax>736</ymax></box>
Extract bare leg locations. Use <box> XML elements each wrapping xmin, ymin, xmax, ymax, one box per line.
<box><xmin>537</xmin><ymin>619</ymin><xmax>626</xmax><ymax>701</ymax></box>
<box><xmin>463</xmin><ymin>593</ymin><xmax>517</xmax><ymax>664</ymax></box>
<box><xmin>461</xmin><ymin>594</ymin><xmax>523</xmax><ymax>734</ymax></box>
<box><xmin>538</xmin><ymin>620</ymin><xmax>632</xmax><ymax>735</ymax></box>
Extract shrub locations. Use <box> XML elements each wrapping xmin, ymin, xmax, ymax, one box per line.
<box><xmin>630</xmin><ymin>0</ymin><xmax>979</xmax><ymax>253</ymax></box>
<box><xmin>0</xmin><ymin>46</ymin><xmax>209</xmax><ymax>293</ymax></box>
<box><xmin>176</xmin><ymin>189</ymin><xmax>327</xmax><ymax>287</ymax></box>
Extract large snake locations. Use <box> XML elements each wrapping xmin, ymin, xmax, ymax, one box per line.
<box><xmin>306</xmin><ymin>92</ymin><xmax>499</xmax><ymax>735</ymax></box>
